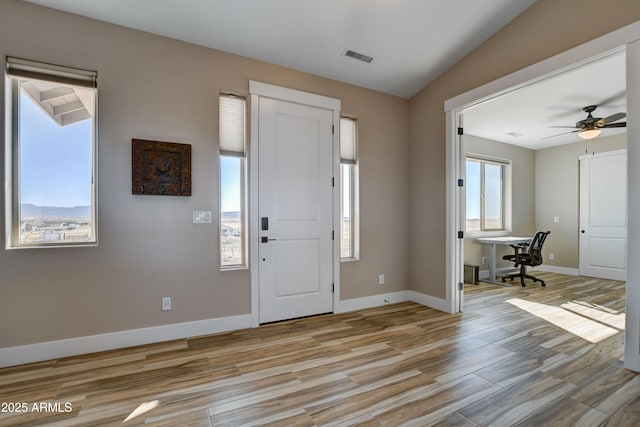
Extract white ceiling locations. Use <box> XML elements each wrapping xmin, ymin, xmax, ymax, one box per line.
<box><xmin>464</xmin><ymin>51</ymin><xmax>627</xmax><ymax>150</ymax></box>
<box><xmin>24</xmin><ymin>0</ymin><xmax>537</xmax><ymax>99</ymax></box>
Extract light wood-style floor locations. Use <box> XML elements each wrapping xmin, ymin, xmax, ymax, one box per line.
<box><xmin>1</xmin><ymin>272</ymin><xmax>637</xmax><ymax>426</ymax></box>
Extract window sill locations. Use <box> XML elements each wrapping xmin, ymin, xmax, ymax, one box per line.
<box><xmin>220</xmin><ymin>265</ymin><xmax>248</xmax><ymax>271</ymax></box>
<box><xmin>340</xmin><ymin>257</ymin><xmax>359</xmax><ymax>263</ymax></box>
<box><xmin>6</xmin><ymin>242</ymin><xmax>98</xmax><ymax>250</ymax></box>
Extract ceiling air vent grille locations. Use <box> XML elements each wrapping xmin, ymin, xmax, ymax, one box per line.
<box><xmin>344</xmin><ymin>49</ymin><xmax>374</xmax><ymax>64</ymax></box>
<box><xmin>506</xmin><ymin>131</ymin><xmax>524</xmax><ymax>137</ymax></box>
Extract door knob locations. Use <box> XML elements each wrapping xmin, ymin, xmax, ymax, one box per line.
<box><xmin>581</xmin><ymin>230</ymin><xmax>586</xmax><ymax>234</ymax></box>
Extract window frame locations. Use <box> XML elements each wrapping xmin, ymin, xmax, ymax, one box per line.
<box><xmin>219</xmin><ymin>93</ymin><xmax>248</xmax><ymax>269</ymax></box>
<box><xmin>5</xmin><ymin>59</ymin><xmax>98</xmax><ymax>249</ymax></box>
<box><xmin>465</xmin><ymin>155</ymin><xmax>511</xmax><ymax>236</ymax></box>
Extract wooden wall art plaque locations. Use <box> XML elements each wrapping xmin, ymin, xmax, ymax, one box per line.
<box><xmin>132</xmin><ymin>139</ymin><xmax>192</xmax><ymax>196</ymax></box>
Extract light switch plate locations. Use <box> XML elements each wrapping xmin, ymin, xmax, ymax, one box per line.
<box><xmin>193</xmin><ymin>210</ymin><xmax>212</xmax><ymax>224</ymax></box>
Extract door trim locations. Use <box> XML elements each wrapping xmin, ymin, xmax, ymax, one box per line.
<box><xmin>249</xmin><ymin>81</ymin><xmax>341</xmax><ymax>327</ymax></box>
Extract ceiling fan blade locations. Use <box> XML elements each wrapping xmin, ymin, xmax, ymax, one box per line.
<box><xmin>542</xmin><ymin>129</ymin><xmax>580</xmax><ymax>140</ymax></box>
<box><xmin>596</xmin><ymin>112</ymin><xmax>626</xmax><ymax>126</ymax></box>
<box><xmin>601</xmin><ymin>122</ymin><xmax>627</xmax><ymax>128</ymax></box>
<box><xmin>547</xmin><ymin>125</ymin><xmax>578</xmax><ymax>129</ymax></box>
<box><xmin>598</xmin><ymin>90</ymin><xmax>626</xmax><ymax>107</ymax></box>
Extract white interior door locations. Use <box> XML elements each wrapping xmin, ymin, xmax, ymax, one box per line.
<box><xmin>257</xmin><ymin>97</ymin><xmax>334</xmax><ymax>323</ymax></box>
<box><xmin>579</xmin><ymin>150</ymin><xmax>627</xmax><ymax>280</ymax></box>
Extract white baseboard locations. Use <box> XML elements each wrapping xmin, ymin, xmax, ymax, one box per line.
<box><xmin>479</xmin><ymin>266</ymin><xmax>579</xmax><ymax>280</ymax></box>
<box><xmin>406</xmin><ymin>290</ymin><xmax>450</xmax><ymax>313</ymax></box>
<box><xmin>0</xmin><ymin>314</ymin><xmax>252</xmax><ymax>368</ymax></box>
<box><xmin>336</xmin><ymin>291</ymin><xmax>408</xmax><ymax>313</ymax></box>
<box><xmin>535</xmin><ymin>265</ymin><xmax>579</xmax><ymax>276</ymax></box>
<box><xmin>336</xmin><ymin>290</ymin><xmax>450</xmax><ymax>314</ymax></box>
<box><xmin>479</xmin><ymin>267</ymin><xmax>518</xmax><ymax>279</ymax></box>
<box><xmin>2</xmin><ymin>288</ymin><xmax>455</xmax><ymax>368</ymax></box>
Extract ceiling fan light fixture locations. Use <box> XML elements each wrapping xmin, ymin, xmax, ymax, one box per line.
<box><xmin>578</xmin><ymin>128</ymin><xmax>602</xmax><ymax>140</ymax></box>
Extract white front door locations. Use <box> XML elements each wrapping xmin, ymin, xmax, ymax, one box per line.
<box><xmin>579</xmin><ymin>150</ymin><xmax>627</xmax><ymax>281</ymax></box>
<box><xmin>257</xmin><ymin>96</ymin><xmax>335</xmax><ymax>323</ymax></box>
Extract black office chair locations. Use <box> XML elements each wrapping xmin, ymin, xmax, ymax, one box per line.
<box><xmin>501</xmin><ymin>231</ymin><xmax>550</xmax><ymax>287</ymax></box>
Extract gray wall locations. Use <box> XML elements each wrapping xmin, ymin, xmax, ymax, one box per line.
<box><xmin>0</xmin><ymin>0</ymin><xmax>409</xmax><ymax>348</ymax></box>
<box><xmin>535</xmin><ymin>134</ymin><xmax>627</xmax><ymax>269</ymax></box>
<box><xmin>2</xmin><ymin>0</ymin><xmax>639</xmax><ymax>351</ymax></box>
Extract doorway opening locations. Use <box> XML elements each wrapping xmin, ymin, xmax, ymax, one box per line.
<box><xmin>445</xmin><ymin>24</ymin><xmax>640</xmax><ymax>371</ymax></box>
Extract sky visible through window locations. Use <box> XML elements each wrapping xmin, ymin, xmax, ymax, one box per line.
<box><xmin>466</xmin><ymin>159</ymin><xmax>503</xmax><ymax>229</ymax></box>
<box><xmin>342</xmin><ymin>164</ymin><xmax>351</xmax><ymax>219</ymax></box>
<box><xmin>220</xmin><ymin>156</ymin><xmax>241</xmax><ymax>213</ymax></box>
<box><xmin>484</xmin><ymin>162</ymin><xmax>502</xmax><ymax>220</ymax></box>
<box><xmin>466</xmin><ymin>160</ymin><xmax>481</xmax><ymax>220</ymax></box>
<box><xmin>20</xmin><ymin>90</ymin><xmax>92</xmax><ymax>208</ymax></box>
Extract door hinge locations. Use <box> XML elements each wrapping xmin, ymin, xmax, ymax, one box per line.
<box><xmin>457</xmin><ymin>179</ymin><xmax>464</xmax><ymax>187</ymax></box>
<box><xmin>457</xmin><ymin>231</ymin><xmax>464</xmax><ymax>239</ymax></box>
<box><xmin>332</xmin><ymin>177</ymin><xmax>335</xmax><ymax>187</ymax></box>
<box><xmin>332</xmin><ymin>283</ymin><xmax>335</xmax><ymax>293</ymax></box>
<box><xmin>457</xmin><ymin>127</ymin><xmax>464</xmax><ymax>135</ymax></box>
<box><xmin>332</xmin><ymin>124</ymin><xmax>335</xmax><ymax>134</ymax></box>
<box><xmin>458</xmin><ymin>282</ymin><xmax>464</xmax><ymax>291</ymax></box>
<box><xmin>332</xmin><ymin>230</ymin><xmax>335</xmax><ymax>240</ymax></box>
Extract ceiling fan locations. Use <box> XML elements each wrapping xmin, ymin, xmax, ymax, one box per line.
<box><xmin>545</xmin><ymin>105</ymin><xmax>626</xmax><ymax>140</ymax></box>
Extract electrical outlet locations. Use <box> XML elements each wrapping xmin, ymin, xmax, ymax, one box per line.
<box><xmin>549</xmin><ymin>253</ymin><xmax>555</xmax><ymax>260</ymax></box>
<box><xmin>553</xmin><ymin>216</ymin><xmax>560</xmax><ymax>223</ymax></box>
<box><xmin>379</xmin><ymin>274</ymin><xmax>385</xmax><ymax>285</ymax></box>
<box><xmin>162</xmin><ymin>297</ymin><xmax>172</xmax><ymax>311</ymax></box>
<box><xmin>482</xmin><ymin>256</ymin><xmax>487</xmax><ymax>265</ymax></box>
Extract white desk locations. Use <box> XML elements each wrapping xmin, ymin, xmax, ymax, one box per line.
<box><xmin>475</xmin><ymin>236</ymin><xmax>532</xmax><ymax>285</ymax></box>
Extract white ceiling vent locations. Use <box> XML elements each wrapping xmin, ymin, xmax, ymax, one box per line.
<box><xmin>343</xmin><ymin>49</ymin><xmax>374</xmax><ymax>64</ymax></box>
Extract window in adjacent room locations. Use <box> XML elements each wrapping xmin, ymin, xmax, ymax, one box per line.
<box><xmin>465</xmin><ymin>156</ymin><xmax>511</xmax><ymax>232</ymax></box>
<box><xmin>219</xmin><ymin>93</ymin><xmax>247</xmax><ymax>268</ymax></box>
<box><xmin>340</xmin><ymin>116</ymin><xmax>359</xmax><ymax>260</ymax></box>
<box><xmin>5</xmin><ymin>57</ymin><xmax>97</xmax><ymax>248</ymax></box>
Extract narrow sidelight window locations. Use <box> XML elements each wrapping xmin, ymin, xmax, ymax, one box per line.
<box><xmin>340</xmin><ymin>117</ymin><xmax>359</xmax><ymax>260</ymax></box>
<box><xmin>219</xmin><ymin>94</ymin><xmax>247</xmax><ymax>268</ymax></box>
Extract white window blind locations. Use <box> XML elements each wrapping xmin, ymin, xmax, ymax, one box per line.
<box><xmin>6</xmin><ymin>56</ymin><xmax>97</xmax><ymax>88</ymax></box>
<box><xmin>340</xmin><ymin>117</ymin><xmax>357</xmax><ymax>164</ymax></box>
<box><xmin>219</xmin><ymin>94</ymin><xmax>246</xmax><ymax>157</ymax></box>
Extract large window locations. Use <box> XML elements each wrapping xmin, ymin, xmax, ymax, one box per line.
<box><xmin>5</xmin><ymin>57</ymin><xmax>97</xmax><ymax>248</ymax></box>
<box><xmin>466</xmin><ymin>156</ymin><xmax>509</xmax><ymax>232</ymax></box>
<box><xmin>219</xmin><ymin>94</ymin><xmax>246</xmax><ymax>268</ymax></box>
<box><xmin>340</xmin><ymin>117</ymin><xmax>359</xmax><ymax>260</ymax></box>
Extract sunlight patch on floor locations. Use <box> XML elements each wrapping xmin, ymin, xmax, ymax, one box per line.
<box><xmin>123</xmin><ymin>400</ymin><xmax>160</xmax><ymax>423</ymax></box>
<box><xmin>507</xmin><ymin>298</ymin><xmax>623</xmax><ymax>343</ymax></box>
<box><xmin>561</xmin><ymin>300</ymin><xmax>625</xmax><ymax>330</ymax></box>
